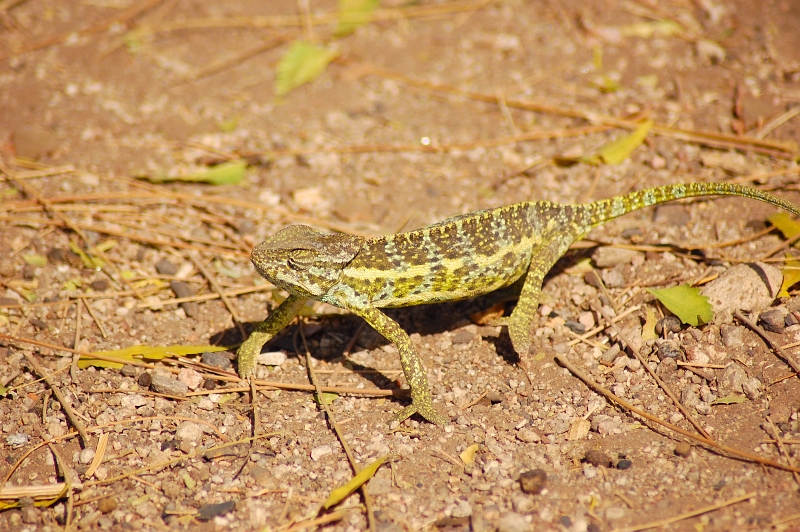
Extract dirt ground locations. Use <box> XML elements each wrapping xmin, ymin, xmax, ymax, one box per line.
<box><xmin>2</xmin><ymin>0</ymin><xmax>800</xmax><ymax>530</ymax></box>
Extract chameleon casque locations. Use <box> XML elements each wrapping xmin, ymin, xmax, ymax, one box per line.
<box><xmin>236</xmin><ymin>182</ymin><xmax>800</xmax><ymax>425</ymax></box>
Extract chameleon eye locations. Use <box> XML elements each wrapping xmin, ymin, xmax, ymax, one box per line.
<box><xmin>288</xmin><ymin>249</ymin><xmax>314</xmax><ymax>271</ymax></box>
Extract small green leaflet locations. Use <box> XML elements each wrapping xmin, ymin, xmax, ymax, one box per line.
<box><xmin>335</xmin><ymin>0</ymin><xmax>380</xmax><ymax>37</ymax></box>
<box><xmin>779</xmin><ymin>261</ymin><xmax>800</xmax><ymax>297</ymax></box>
<box><xmin>69</xmin><ymin>240</ymin><xmax>104</xmax><ymax>269</ymax></box>
<box><xmin>323</xmin><ymin>455</ymin><xmax>388</xmax><ymax>509</ymax></box>
<box><xmin>313</xmin><ymin>392</ymin><xmax>339</xmax><ymax>405</ymax></box>
<box><xmin>275</xmin><ymin>41</ymin><xmax>339</xmax><ymax>97</ymax></box>
<box><xmin>711</xmin><ymin>395</ymin><xmax>748</xmax><ymax>405</ymax></box>
<box><xmin>647</xmin><ymin>284</ymin><xmax>713</xmax><ymax>326</ymax></box>
<box><xmin>588</xmin><ymin>120</ymin><xmax>653</xmax><ymax>165</ymax></box>
<box><xmin>23</xmin><ymin>254</ymin><xmax>47</xmax><ymax>267</ymax></box>
<box><xmin>79</xmin><ymin>344</ymin><xmax>229</xmax><ymax>370</ymax></box>
<box><xmin>143</xmin><ymin>160</ymin><xmax>247</xmax><ymax>186</ymax></box>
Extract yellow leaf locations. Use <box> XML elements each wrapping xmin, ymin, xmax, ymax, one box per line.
<box><xmin>69</xmin><ymin>240</ymin><xmax>104</xmax><ymax>269</ymax></box>
<box><xmin>621</xmin><ymin>20</ymin><xmax>683</xmax><ymax>39</ymax></box>
<box><xmin>275</xmin><ymin>41</ymin><xmax>339</xmax><ymax>97</ymax></box>
<box><xmin>642</xmin><ymin>306</ymin><xmax>658</xmax><ymax>341</ymax></box>
<box><xmin>78</xmin><ymin>345</ymin><xmax>229</xmax><ymax>369</ymax></box>
<box><xmin>460</xmin><ymin>443</ymin><xmax>479</xmax><ymax>465</ymax></box>
<box><xmin>595</xmin><ymin>120</ymin><xmax>653</xmax><ymax>165</ymax></box>
<box><xmin>323</xmin><ymin>455</ymin><xmax>388</xmax><ymax>509</ymax></box>
<box><xmin>769</xmin><ymin>212</ymin><xmax>800</xmax><ymax>247</ymax></box>
<box><xmin>779</xmin><ymin>261</ymin><xmax>800</xmax><ymax>297</ymax></box>
<box><xmin>313</xmin><ymin>392</ymin><xmax>339</xmax><ymax>405</ymax></box>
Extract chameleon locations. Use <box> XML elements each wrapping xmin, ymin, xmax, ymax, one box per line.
<box><xmin>236</xmin><ymin>182</ymin><xmax>800</xmax><ymax>425</ymax></box>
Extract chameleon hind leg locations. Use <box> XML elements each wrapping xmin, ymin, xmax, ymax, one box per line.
<box><xmin>495</xmin><ymin>255</ymin><xmax>551</xmax><ymax>356</ymax></box>
<box><xmin>348</xmin><ymin>305</ymin><xmax>449</xmax><ymax>425</ymax></box>
<box><xmin>236</xmin><ymin>294</ymin><xmax>308</xmax><ymax>378</ymax></box>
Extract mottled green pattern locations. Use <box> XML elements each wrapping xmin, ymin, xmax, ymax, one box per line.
<box><xmin>237</xmin><ymin>182</ymin><xmax>800</xmax><ymax>425</ymax></box>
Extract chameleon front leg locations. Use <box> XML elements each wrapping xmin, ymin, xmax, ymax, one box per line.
<box><xmin>236</xmin><ymin>294</ymin><xmax>308</xmax><ymax>378</ymax></box>
<box><xmin>348</xmin><ymin>305</ymin><xmax>449</xmax><ymax>425</ymax></box>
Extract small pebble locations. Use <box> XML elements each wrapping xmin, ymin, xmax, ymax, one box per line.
<box><xmin>150</xmin><ymin>374</ymin><xmax>189</xmax><ymax>397</ymax></box>
<box><xmin>674</xmin><ymin>442</ymin><xmax>692</xmax><ymax>457</ymax></box>
<box><xmin>155</xmin><ymin>258</ymin><xmax>178</xmax><ymax>276</ymax></box>
<box><xmin>655</xmin><ymin>316</ymin><xmax>682</xmax><ymax>335</ymax></box>
<box><xmin>201</xmin><ymin>351</ymin><xmax>233</xmax><ymax>370</ymax></box>
<box><xmin>616</xmin><ymin>459</ymin><xmax>633</xmax><ymax>470</ymax></box>
<box><xmin>583</xmin><ymin>449</ymin><xmax>612</xmax><ymax>468</ymax></box>
<box><xmin>759</xmin><ymin>308</ymin><xmax>785</xmax><ymax>333</ymax></box>
<box><xmin>90</xmin><ymin>279</ymin><xmax>109</xmax><ymax>291</ymax></box>
<box><xmin>98</xmin><ymin>497</ymin><xmax>117</xmax><ymax>514</ymax></box>
<box><xmin>656</xmin><ymin>340</ymin><xmax>682</xmax><ymax>360</ymax></box>
<box><xmin>196</xmin><ymin>500</ymin><xmax>236</xmax><ymax>521</ymax></box>
<box><xmin>452</xmin><ymin>330</ymin><xmax>474</xmax><ymax>344</ymax></box>
<box><xmin>518</xmin><ymin>469</ymin><xmax>547</xmax><ymax>494</ymax></box>
<box><xmin>565</xmin><ymin>320</ymin><xmax>585</xmax><ymax>334</ymax></box>
<box><xmin>487</xmin><ymin>391</ymin><xmax>504</xmax><ymax>404</ymax></box>
<box><xmin>786</xmin><ymin>313</ymin><xmax>800</xmax><ymax>327</ymax></box>
<box><xmin>137</xmin><ymin>372</ymin><xmax>152</xmax><ymax>387</ymax></box>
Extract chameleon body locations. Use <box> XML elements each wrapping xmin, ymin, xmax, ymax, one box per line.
<box><xmin>237</xmin><ymin>182</ymin><xmax>800</xmax><ymax>425</ymax></box>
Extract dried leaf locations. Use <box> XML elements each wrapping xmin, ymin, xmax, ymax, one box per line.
<box><xmin>711</xmin><ymin>395</ymin><xmax>748</xmax><ymax>405</ymax></box>
<box><xmin>336</xmin><ymin>0</ymin><xmax>380</xmax><ymax>37</ymax></box>
<box><xmin>647</xmin><ymin>285</ymin><xmax>713</xmax><ymax>326</ymax></box>
<box><xmin>779</xmin><ymin>261</ymin><xmax>800</xmax><ymax>297</ymax></box>
<box><xmin>642</xmin><ymin>306</ymin><xmax>658</xmax><ymax>341</ymax></box>
<box><xmin>460</xmin><ymin>443</ymin><xmax>479</xmax><ymax>465</ymax></box>
<box><xmin>275</xmin><ymin>41</ymin><xmax>339</xmax><ymax>97</ymax></box>
<box><xmin>323</xmin><ymin>455</ymin><xmax>388</xmax><ymax>509</ymax></box>
<box><xmin>78</xmin><ymin>344</ymin><xmax>229</xmax><ymax>370</ymax></box>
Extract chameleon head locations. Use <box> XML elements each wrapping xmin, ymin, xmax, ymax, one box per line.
<box><xmin>250</xmin><ymin>225</ymin><xmax>363</xmax><ymax>298</ymax></box>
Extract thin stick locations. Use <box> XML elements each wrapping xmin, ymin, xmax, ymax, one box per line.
<box><xmin>81</xmin><ymin>297</ymin><xmax>108</xmax><ymax>339</ymax></box>
<box><xmin>611</xmin><ymin>492</ymin><xmax>755</xmax><ymax>532</ymax></box>
<box><xmin>189</xmin><ymin>253</ymin><xmax>246</xmax><ymax>339</ymax></box>
<box><xmin>765</xmin><ymin>416</ymin><xmax>800</xmax><ymax>487</ymax></box>
<box><xmin>23</xmin><ymin>352</ymin><xmax>90</xmax><ymax>448</ymax></box>
<box><xmin>299</xmin><ymin>326</ymin><xmax>376</xmax><ymax>532</ymax></box>
<box><xmin>735</xmin><ymin>310</ymin><xmax>800</xmax><ymax>375</ymax></box>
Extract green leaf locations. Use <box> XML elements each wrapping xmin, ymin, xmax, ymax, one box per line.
<box><xmin>769</xmin><ymin>212</ymin><xmax>800</xmax><ymax>246</ymax></box>
<box><xmin>313</xmin><ymin>392</ymin><xmax>339</xmax><ymax>405</ymax></box>
<box><xmin>69</xmin><ymin>241</ymin><xmax>104</xmax><ymax>269</ymax></box>
<box><xmin>275</xmin><ymin>41</ymin><xmax>339</xmax><ymax>97</ymax></box>
<box><xmin>582</xmin><ymin>120</ymin><xmax>653</xmax><ymax>166</ymax></box>
<box><xmin>779</xmin><ymin>261</ymin><xmax>800</xmax><ymax>297</ymax></box>
<box><xmin>711</xmin><ymin>395</ymin><xmax>748</xmax><ymax>405</ymax></box>
<box><xmin>647</xmin><ymin>285</ymin><xmax>713</xmax><ymax>326</ymax></box>
<box><xmin>335</xmin><ymin>0</ymin><xmax>380</xmax><ymax>37</ymax></box>
<box><xmin>23</xmin><ymin>254</ymin><xmax>47</xmax><ymax>267</ymax></box>
<box><xmin>218</xmin><ymin>116</ymin><xmax>239</xmax><ymax>133</ymax></box>
<box><xmin>143</xmin><ymin>160</ymin><xmax>248</xmax><ymax>186</ymax></box>
<box><xmin>63</xmin><ymin>278</ymin><xmax>82</xmax><ymax>291</ymax></box>
<box><xmin>323</xmin><ymin>455</ymin><xmax>388</xmax><ymax>509</ymax></box>
<box><xmin>78</xmin><ymin>344</ymin><xmax>229</xmax><ymax>370</ymax></box>
<box><xmin>0</xmin><ymin>385</ymin><xmax>7</xmax><ymax>396</ymax></box>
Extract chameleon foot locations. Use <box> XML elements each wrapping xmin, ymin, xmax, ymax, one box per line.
<box><xmin>235</xmin><ymin>335</ymin><xmax>262</xmax><ymax>379</ymax></box>
<box><xmin>395</xmin><ymin>401</ymin><xmax>449</xmax><ymax>426</ymax></box>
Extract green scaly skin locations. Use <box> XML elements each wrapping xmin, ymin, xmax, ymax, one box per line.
<box><xmin>236</xmin><ymin>182</ymin><xmax>800</xmax><ymax>425</ymax></box>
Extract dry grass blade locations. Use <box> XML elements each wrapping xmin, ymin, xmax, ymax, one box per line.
<box><xmin>735</xmin><ymin>310</ymin><xmax>800</xmax><ymax>376</ymax></box>
<box><xmin>0</xmin><ymin>483</ymin><xmax>67</xmax><ymax>500</ymax></box>
<box><xmin>611</xmin><ymin>492</ymin><xmax>755</xmax><ymax>532</ymax></box>
<box><xmin>188</xmin><ymin>252</ymin><xmax>246</xmax><ymax>339</ymax></box>
<box><xmin>84</xmin><ymin>433</ymin><xmax>109</xmax><ymax>478</ymax></box>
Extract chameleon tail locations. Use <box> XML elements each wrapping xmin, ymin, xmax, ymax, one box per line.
<box><xmin>578</xmin><ymin>182</ymin><xmax>800</xmax><ymax>231</ymax></box>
